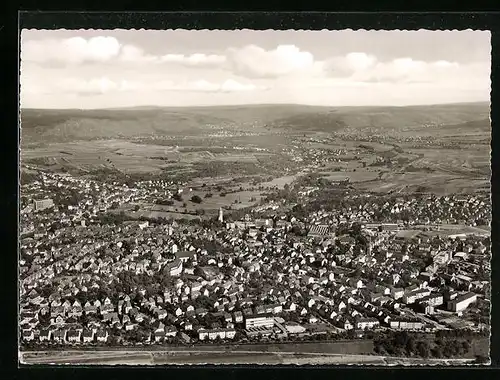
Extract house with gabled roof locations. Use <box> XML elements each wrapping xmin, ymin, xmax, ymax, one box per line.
<box><xmin>52</xmin><ymin>314</ymin><xmax>65</xmax><ymax>326</ymax></box>
<box><xmin>180</xmin><ymin>320</ymin><xmax>193</xmax><ymax>331</ymax></box>
<box><xmin>156</xmin><ymin>308</ymin><xmax>168</xmax><ymax>320</ymax></box>
<box><xmin>164</xmin><ymin>325</ymin><xmax>177</xmax><ymax>337</ymax></box>
<box><xmin>82</xmin><ymin>328</ymin><xmax>94</xmax><ymax>343</ymax></box>
<box><xmin>124</xmin><ymin>322</ymin><xmax>135</xmax><ymax>331</ymax></box>
<box><xmin>22</xmin><ymin>329</ymin><xmax>35</xmax><ymax>341</ymax></box>
<box><xmin>124</xmin><ymin>301</ymin><xmax>132</xmax><ymax>314</ymax></box>
<box><xmin>154</xmin><ymin>330</ymin><xmax>165</xmax><ymax>342</ymax></box>
<box><xmin>233</xmin><ymin>311</ymin><xmax>243</xmax><ymax>323</ymax></box>
<box><xmin>62</xmin><ymin>300</ymin><xmax>72</xmax><ymax>311</ymax></box>
<box><xmin>96</xmin><ymin>329</ymin><xmax>108</xmax><ymax>343</ymax></box>
<box><xmin>67</xmin><ymin>329</ymin><xmax>81</xmax><ymax>343</ymax></box>
<box><xmin>50</xmin><ymin>305</ymin><xmax>65</xmax><ymax>318</ymax></box>
<box><xmin>68</xmin><ymin>304</ymin><xmax>83</xmax><ymax>318</ymax></box>
<box><xmin>53</xmin><ymin>329</ymin><xmax>67</xmax><ymax>343</ymax></box>
<box><xmin>134</xmin><ymin>312</ymin><xmax>146</xmax><ymax>323</ymax></box>
<box><xmin>38</xmin><ymin>328</ymin><xmax>52</xmax><ymax>342</ymax></box>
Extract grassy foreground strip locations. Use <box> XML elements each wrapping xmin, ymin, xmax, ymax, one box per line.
<box><xmin>20</xmin><ymin>350</ymin><xmax>476</xmax><ymax>366</ymax></box>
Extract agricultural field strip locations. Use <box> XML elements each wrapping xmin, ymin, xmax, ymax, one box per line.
<box><xmin>21</xmin><ymin>350</ymin><xmax>476</xmax><ymax>365</ymax></box>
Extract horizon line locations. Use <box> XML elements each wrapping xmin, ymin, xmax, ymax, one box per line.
<box><xmin>20</xmin><ymin>100</ymin><xmax>490</xmax><ymax>111</ymax></box>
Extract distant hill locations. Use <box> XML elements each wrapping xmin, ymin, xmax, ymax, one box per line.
<box><xmin>272</xmin><ymin>102</ymin><xmax>490</xmax><ymax>132</ymax></box>
<box><xmin>20</xmin><ymin>102</ymin><xmax>490</xmax><ymax>143</ymax></box>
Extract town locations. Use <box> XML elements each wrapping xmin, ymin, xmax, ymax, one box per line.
<box><xmin>19</xmin><ymin>166</ymin><xmax>491</xmax><ymax>355</ymax></box>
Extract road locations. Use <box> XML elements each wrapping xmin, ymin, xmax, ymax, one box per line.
<box><xmin>20</xmin><ymin>349</ymin><xmax>477</xmax><ymax>366</ymax></box>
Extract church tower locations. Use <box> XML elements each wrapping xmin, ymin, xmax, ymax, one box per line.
<box><xmin>218</xmin><ymin>207</ymin><xmax>224</xmax><ymax>223</ymax></box>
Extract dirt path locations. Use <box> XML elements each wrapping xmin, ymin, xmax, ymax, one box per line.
<box><xmin>20</xmin><ymin>350</ymin><xmax>477</xmax><ymax>366</ymax></box>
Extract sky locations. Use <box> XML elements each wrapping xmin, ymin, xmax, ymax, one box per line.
<box><xmin>20</xmin><ymin>29</ymin><xmax>491</xmax><ymax>109</ymax></box>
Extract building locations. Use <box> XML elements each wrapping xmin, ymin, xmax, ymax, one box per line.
<box><xmin>454</xmin><ymin>252</ymin><xmax>469</xmax><ymax>260</ymax></box>
<box><xmin>420</xmin><ymin>293</ymin><xmax>444</xmax><ymax>307</ymax></box>
<box><xmin>154</xmin><ymin>331</ymin><xmax>165</xmax><ymax>342</ymax></box>
<box><xmin>52</xmin><ymin>329</ymin><xmax>67</xmax><ymax>343</ymax></box>
<box><xmin>245</xmin><ymin>314</ymin><xmax>275</xmax><ymax>329</ymax></box>
<box><xmin>164</xmin><ymin>326</ymin><xmax>177</xmax><ymax>337</ymax></box>
<box><xmin>198</xmin><ymin>328</ymin><xmax>236</xmax><ymax>341</ymax></box>
<box><xmin>245</xmin><ymin>325</ymin><xmax>275</xmax><ymax>338</ymax></box>
<box><xmin>22</xmin><ymin>330</ymin><xmax>35</xmax><ymax>341</ymax></box>
<box><xmin>176</xmin><ymin>251</ymin><xmax>197</xmax><ymax>263</ymax></box>
<box><xmin>82</xmin><ymin>329</ymin><xmax>95</xmax><ymax>343</ymax></box>
<box><xmin>233</xmin><ymin>311</ymin><xmax>243</xmax><ymax>323</ymax></box>
<box><xmin>356</xmin><ymin>318</ymin><xmax>380</xmax><ymax>330</ymax></box>
<box><xmin>255</xmin><ymin>219</ymin><xmax>272</xmax><ymax>228</ymax></box>
<box><xmin>67</xmin><ymin>329</ymin><xmax>81</xmax><ymax>343</ymax></box>
<box><xmin>34</xmin><ymin>198</ymin><xmax>54</xmax><ymax>212</ymax></box>
<box><xmin>165</xmin><ymin>259</ymin><xmax>183</xmax><ymax>277</ymax></box>
<box><xmin>218</xmin><ymin>207</ymin><xmax>224</xmax><ymax>223</ymax></box>
<box><xmin>447</xmin><ymin>292</ymin><xmax>478</xmax><ymax>312</ymax></box>
<box><xmin>96</xmin><ymin>329</ymin><xmax>109</xmax><ymax>343</ymax></box>
<box><xmin>434</xmin><ymin>251</ymin><xmax>453</xmax><ymax>266</ymax></box>
<box><xmin>39</xmin><ymin>329</ymin><xmax>51</xmax><ymax>342</ymax></box>
<box><xmin>308</xmin><ymin>224</ymin><xmax>334</xmax><ymax>238</ymax></box>
<box><xmin>389</xmin><ymin>319</ymin><xmax>425</xmax><ymax>330</ymax></box>
<box><xmin>403</xmin><ymin>288</ymin><xmax>431</xmax><ymax>304</ymax></box>
<box><xmin>391</xmin><ymin>287</ymin><xmax>404</xmax><ymax>300</ymax></box>
<box><xmin>381</xmin><ymin>223</ymin><xmax>399</xmax><ymax>231</ymax></box>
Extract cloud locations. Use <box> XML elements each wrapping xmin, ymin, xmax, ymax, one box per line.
<box><xmin>20</xmin><ymin>33</ymin><xmax>490</xmax><ymax>108</ymax></box>
<box><xmin>118</xmin><ymin>45</ymin><xmax>158</xmax><ymax>63</ymax></box>
<box><xmin>345</xmin><ymin>52</ymin><xmax>377</xmax><ymax>71</ymax></box>
<box><xmin>227</xmin><ymin>44</ymin><xmax>318</xmax><ymax>78</ymax></box>
<box><xmin>220</xmin><ymin>79</ymin><xmax>261</xmax><ymax>92</ymax></box>
<box><xmin>27</xmin><ymin>76</ymin><xmax>266</xmax><ymax>97</ymax></box>
<box><xmin>159</xmin><ymin>53</ymin><xmax>227</xmax><ymax>66</ymax></box>
<box><xmin>52</xmin><ymin>77</ymin><xmax>140</xmax><ymax>96</ymax></box>
<box><xmin>154</xmin><ymin>78</ymin><xmax>266</xmax><ymax>93</ymax></box>
<box><xmin>22</xmin><ymin>36</ymin><xmax>121</xmax><ymax>64</ymax></box>
<box><xmin>319</xmin><ymin>54</ymin><xmax>478</xmax><ymax>86</ymax></box>
<box><xmin>21</xmin><ymin>35</ymin><xmax>230</xmax><ymax>69</ymax></box>
<box><xmin>322</xmin><ymin>52</ymin><xmax>377</xmax><ymax>76</ymax></box>
<box><xmin>353</xmin><ymin>58</ymin><xmax>464</xmax><ymax>83</ymax></box>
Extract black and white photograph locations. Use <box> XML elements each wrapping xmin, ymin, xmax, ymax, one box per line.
<box><xmin>18</xmin><ymin>28</ymin><xmax>491</xmax><ymax>365</ymax></box>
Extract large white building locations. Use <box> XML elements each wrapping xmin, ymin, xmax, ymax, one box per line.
<box><xmin>245</xmin><ymin>314</ymin><xmax>275</xmax><ymax>329</ymax></box>
<box><xmin>34</xmin><ymin>198</ymin><xmax>54</xmax><ymax>211</ymax></box>
<box><xmin>447</xmin><ymin>292</ymin><xmax>478</xmax><ymax>312</ymax></box>
<box><xmin>389</xmin><ymin>319</ymin><xmax>425</xmax><ymax>330</ymax></box>
<box><xmin>356</xmin><ymin>318</ymin><xmax>380</xmax><ymax>330</ymax></box>
<box><xmin>198</xmin><ymin>328</ymin><xmax>236</xmax><ymax>341</ymax></box>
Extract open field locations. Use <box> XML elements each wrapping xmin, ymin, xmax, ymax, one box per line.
<box><xmin>145</xmin><ymin>189</ymin><xmax>263</xmax><ymax>214</ymax></box>
<box><xmin>354</xmin><ymin>172</ymin><xmax>490</xmax><ymax>195</ymax></box>
<box><xmin>20</xmin><ymin>103</ymin><xmax>491</xmax><ymax>196</ymax></box>
<box><xmin>319</xmin><ymin>169</ymin><xmax>380</xmax><ymax>183</ymax></box>
<box><xmin>20</xmin><ymin>335</ymin><xmax>488</xmax><ymax>365</ymax></box>
<box><xmin>20</xmin><ymin>350</ymin><xmax>477</xmax><ymax>366</ymax></box>
<box><xmin>21</xmin><ymin>336</ymin><xmax>490</xmax><ymax>357</ymax></box>
<box><xmin>21</xmin><ymin>139</ymin><xmax>282</xmax><ymax>175</ymax></box>
<box><xmin>260</xmin><ymin>173</ymin><xmax>304</xmax><ymax>189</ymax></box>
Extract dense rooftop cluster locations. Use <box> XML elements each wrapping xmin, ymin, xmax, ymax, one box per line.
<box><xmin>20</xmin><ymin>169</ymin><xmax>490</xmax><ymax>348</ymax></box>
